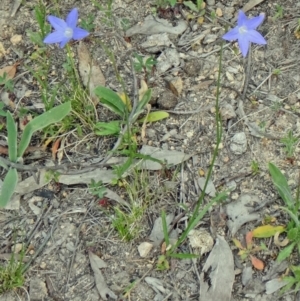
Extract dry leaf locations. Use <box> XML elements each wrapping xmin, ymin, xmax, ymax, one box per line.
<box><xmin>77</xmin><ymin>43</ymin><xmax>106</xmax><ymax>104</ymax></box>
<box><xmin>57</xmin><ymin>137</ymin><xmax>66</xmax><ymax>164</ymax></box>
<box><xmin>138</xmin><ymin>79</ymin><xmax>148</xmax><ymax>101</ymax></box>
<box><xmin>51</xmin><ymin>138</ymin><xmax>62</xmax><ymax>161</ymax></box>
<box><xmin>88</xmin><ymin>251</ymin><xmax>117</xmax><ymax>300</ymax></box>
<box><xmin>274</xmin><ymin>232</ymin><xmax>289</xmax><ymax>247</ymax></box>
<box><xmin>245</xmin><ymin>231</ymin><xmax>253</xmax><ymax>249</ymax></box>
<box><xmin>250</xmin><ymin>255</ymin><xmax>264</xmax><ymax>270</ymax></box>
<box><xmin>0</xmin><ymin>63</ymin><xmax>17</xmax><ymax>81</ymax></box>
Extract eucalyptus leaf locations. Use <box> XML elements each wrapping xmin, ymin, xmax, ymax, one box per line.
<box><xmin>269</xmin><ymin>162</ymin><xmax>294</xmax><ymax>209</ymax></box>
<box><xmin>6</xmin><ymin>111</ymin><xmax>17</xmax><ymax>162</ymax></box>
<box><xmin>18</xmin><ymin>102</ymin><xmax>71</xmax><ymax>158</ymax></box>
<box><xmin>94</xmin><ymin>86</ymin><xmax>126</xmax><ymax>117</ymax></box>
<box><xmin>0</xmin><ymin>168</ymin><xmax>18</xmax><ymax>207</ymax></box>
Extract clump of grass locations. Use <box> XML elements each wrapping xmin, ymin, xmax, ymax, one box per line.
<box><xmin>0</xmin><ymin>249</ymin><xmax>25</xmax><ymax>294</ymax></box>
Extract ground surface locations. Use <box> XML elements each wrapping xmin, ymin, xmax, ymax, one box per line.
<box><xmin>1</xmin><ymin>0</ymin><xmax>300</xmax><ymax>300</ymax></box>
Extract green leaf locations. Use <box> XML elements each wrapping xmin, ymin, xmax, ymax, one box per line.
<box><xmin>94</xmin><ymin>121</ymin><xmax>121</xmax><ymax>136</ymax></box>
<box><xmin>94</xmin><ymin>86</ymin><xmax>126</xmax><ymax>117</ymax></box>
<box><xmin>268</xmin><ymin>162</ymin><xmax>294</xmax><ymax>209</ymax></box>
<box><xmin>252</xmin><ymin>225</ymin><xmax>285</xmax><ymax>238</ymax></box>
<box><xmin>138</xmin><ymin>111</ymin><xmax>169</xmax><ymax>123</ymax></box>
<box><xmin>18</xmin><ymin>102</ymin><xmax>71</xmax><ymax>158</ymax></box>
<box><xmin>287</xmin><ymin>227</ymin><xmax>299</xmax><ymax>241</ymax></box>
<box><xmin>161</xmin><ymin>210</ymin><xmax>170</xmax><ymax>246</ymax></box>
<box><xmin>169</xmin><ymin>253</ymin><xmax>199</xmax><ymax>259</ymax></box>
<box><xmin>0</xmin><ymin>168</ymin><xmax>18</xmax><ymax>207</ymax></box>
<box><xmin>276</xmin><ymin>242</ymin><xmax>296</xmax><ymax>262</ymax></box>
<box><xmin>183</xmin><ymin>1</ymin><xmax>199</xmax><ymax>12</ymax></box>
<box><xmin>132</xmin><ymin>89</ymin><xmax>152</xmax><ymax>121</ymax></box>
<box><xmin>6</xmin><ymin>111</ymin><xmax>18</xmax><ymax>162</ymax></box>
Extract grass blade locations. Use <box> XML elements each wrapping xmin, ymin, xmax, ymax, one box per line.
<box><xmin>6</xmin><ymin>112</ymin><xmax>17</xmax><ymax>162</ymax></box>
<box><xmin>0</xmin><ymin>168</ymin><xmax>18</xmax><ymax>207</ymax></box>
<box><xmin>18</xmin><ymin>102</ymin><xmax>72</xmax><ymax>157</ymax></box>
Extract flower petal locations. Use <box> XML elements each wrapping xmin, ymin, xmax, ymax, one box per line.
<box><xmin>59</xmin><ymin>37</ymin><xmax>71</xmax><ymax>48</ymax></box>
<box><xmin>237</xmin><ymin>35</ymin><xmax>250</xmax><ymax>57</ymax></box>
<box><xmin>237</xmin><ymin>10</ymin><xmax>247</xmax><ymax>27</ymax></box>
<box><xmin>246</xmin><ymin>30</ymin><xmax>267</xmax><ymax>45</ymax></box>
<box><xmin>47</xmin><ymin>16</ymin><xmax>67</xmax><ymax>31</ymax></box>
<box><xmin>72</xmin><ymin>27</ymin><xmax>89</xmax><ymax>40</ymax></box>
<box><xmin>245</xmin><ymin>13</ymin><xmax>265</xmax><ymax>30</ymax></box>
<box><xmin>66</xmin><ymin>8</ymin><xmax>78</xmax><ymax>29</ymax></box>
<box><xmin>222</xmin><ymin>27</ymin><xmax>240</xmax><ymax>41</ymax></box>
<box><xmin>44</xmin><ymin>31</ymin><xmax>64</xmax><ymax>44</ymax></box>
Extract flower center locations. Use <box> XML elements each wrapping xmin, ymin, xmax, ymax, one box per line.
<box><xmin>238</xmin><ymin>25</ymin><xmax>248</xmax><ymax>35</ymax></box>
<box><xmin>64</xmin><ymin>27</ymin><xmax>73</xmax><ymax>38</ymax></box>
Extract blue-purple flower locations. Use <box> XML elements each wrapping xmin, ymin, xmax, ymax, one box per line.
<box><xmin>222</xmin><ymin>10</ymin><xmax>267</xmax><ymax>57</ymax></box>
<box><xmin>44</xmin><ymin>8</ymin><xmax>89</xmax><ymax>48</ymax></box>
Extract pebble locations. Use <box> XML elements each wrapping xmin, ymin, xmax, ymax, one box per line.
<box><xmin>138</xmin><ymin>242</ymin><xmax>153</xmax><ymax>257</ymax></box>
<box><xmin>230</xmin><ymin>132</ymin><xmax>247</xmax><ymax>155</ymax></box>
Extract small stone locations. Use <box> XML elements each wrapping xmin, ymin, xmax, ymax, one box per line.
<box><xmin>216</xmin><ymin>7</ymin><xmax>223</xmax><ymax>17</ymax></box>
<box><xmin>203</xmin><ymin>34</ymin><xmax>218</xmax><ymax>44</ymax></box>
<box><xmin>40</xmin><ymin>262</ymin><xmax>47</xmax><ymax>269</ymax></box>
<box><xmin>11</xmin><ymin>243</ymin><xmax>23</xmax><ymax>254</ymax></box>
<box><xmin>220</xmin><ymin>103</ymin><xmax>236</xmax><ymax>120</ymax></box>
<box><xmin>10</xmin><ymin>34</ymin><xmax>22</xmax><ymax>45</ymax></box>
<box><xmin>206</xmin><ymin>0</ymin><xmax>215</xmax><ymax>5</ymax></box>
<box><xmin>230</xmin><ymin>132</ymin><xmax>247</xmax><ymax>155</ymax></box>
<box><xmin>183</xmin><ymin>59</ymin><xmax>203</xmax><ymax>76</ymax></box>
<box><xmin>188</xmin><ymin>229</ymin><xmax>214</xmax><ymax>256</ymax></box>
<box><xmin>30</xmin><ymin>278</ymin><xmax>47</xmax><ymax>300</ymax></box>
<box><xmin>138</xmin><ymin>242</ymin><xmax>153</xmax><ymax>257</ymax></box>
<box><xmin>157</xmin><ymin>90</ymin><xmax>178</xmax><ymax>109</ymax></box>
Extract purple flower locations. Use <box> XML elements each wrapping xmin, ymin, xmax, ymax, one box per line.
<box><xmin>222</xmin><ymin>10</ymin><xmax>267</xmax><ymax>57</ymax></box>
<box><xmin>43</xmin><ymin>8</ymin><xmax>89</xmax><ymax>48</ymax></box>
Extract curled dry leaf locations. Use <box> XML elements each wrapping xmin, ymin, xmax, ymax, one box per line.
<box><xmin>77</xmin><ymin>43</ymin><xmax>106</xmax><ymax>104</ymax></box>
<box><xmin>274</xmin><ymin>231</ymin><xmax>289</xmax><ymax>247</ymax></box>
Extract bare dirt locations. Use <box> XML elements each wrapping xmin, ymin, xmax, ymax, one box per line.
<box><xmin>1</xmin><ymin>0</ymin><xmax>300</xmax><ymax>300</ymax></box>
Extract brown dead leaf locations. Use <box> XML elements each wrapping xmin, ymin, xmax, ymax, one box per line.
<box><xmin>51</xmin><ymin>138</ymin><xmax>62</xmax><ymax>161</ymax></box>
<box><xmin>57</xmin><ymin>137</ymin><xmax>66</xmax><ymax>164</ymax></box>
<box><xmin>77</xmin><ymin>43</ymin><xmax>106</xmax><ymax>104</ymax></box>
<box><xmin>250</xmin><ymin>255</ymin><xmax>264</xmax><ymax>270</ymax></box>
<box><xmin>0</xmin><ymin>63</ymin><xmax>18</xmax><ymax>81</ymax></box>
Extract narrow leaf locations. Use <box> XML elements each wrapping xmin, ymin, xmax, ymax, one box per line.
<box><xmin>161</xmin><ymin>210</ymin><xmax>170</xmax><ymax>246</ymax></box>
<box><xmin>269</xmin><ymin>162</ymin><xmax>294</xmax><ymax>209</ymax></box>
<box><xmin>183</xmin><ymin>1</ymin><xmax>199</xmax><ymax>12</ymax></box>
<box><xmin>94</xmin><ymin>86</ymin><xmax>126</xmax><ymax>117</ymax></box>
<box><xmin>253</xmin><ymin>225</ymin><xmax>285</xmax><ymax>238</ymax></box>
<box><xmin>6</xmin><ymin>111</ymin><xmax>17</xmax><ymax>162</ymax></box>
<box><xmin>277</xmin><ymin>242</ymin><xmax>296</xmax><ymax>262</ymax></box>
<box><xmin>232</xmin><ymin>238</ymin><xmax>244</xmax><ymax>250</ymax></box>
<box><xmin>18</xmin><ymin>102</ymin><xmax>71</xmax><ymax>157</ymax></box>
<box><xmin>138</xmin><ymin>111</ymin><xmax>169</xmax><ymax>123</ymax></box>
<box><xmin>245</xmin><ymin>231</ymin><xmax>253</xmax><ymax>249</ymax></box>
<box><xmin>0</xmin><ymin>168</ymin><xmax>18</xmax><ymax>207</ymax></box>
<box><xmin>250</xmin><ymin>255</ymin><xmax>264</xmax><ymax>270</ymax></box>
<box><xmin>132</xmin><ymin>89</ymin><xmax>152</xmax><ymax>121</ymax></box>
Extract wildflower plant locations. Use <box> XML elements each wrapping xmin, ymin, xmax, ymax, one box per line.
<box><xmin>43</xmin><ymin>8</ymin><xmax>89</xmax><ymax>48</ymax></box>
<box><xmin>222</xmin><ymin>10</ymin><xmax>267</xmax><ymax>57</ymax></box>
